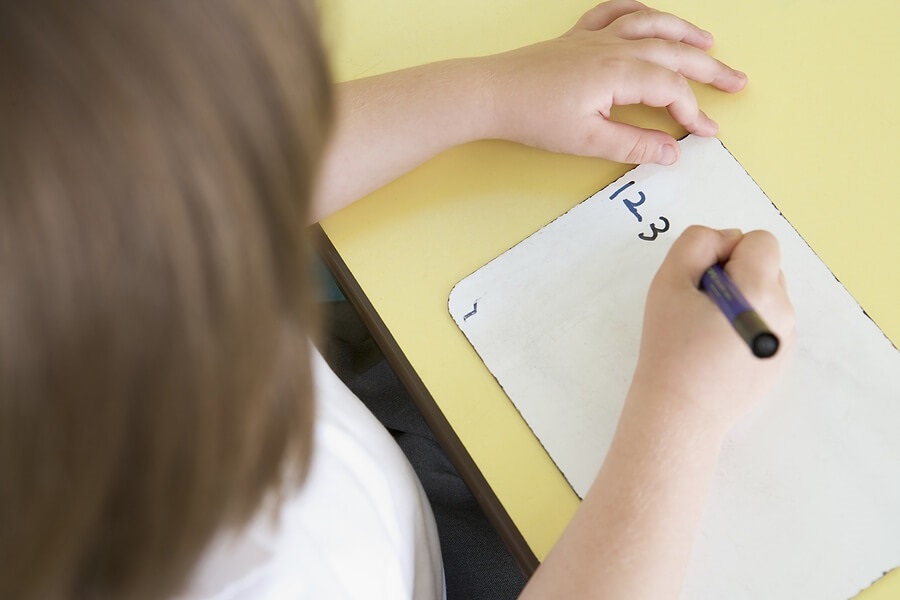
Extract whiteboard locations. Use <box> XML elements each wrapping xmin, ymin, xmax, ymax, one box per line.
<box><xmin>449</xmin><ymin>135</ymin><xmax>900</xmax><ymax>599</ymax></box>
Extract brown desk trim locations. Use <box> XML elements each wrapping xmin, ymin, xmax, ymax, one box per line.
<box><xmin>313</xmin><ymin>224</ymin><xmax>539</xmax><ymax>577</ymax></box>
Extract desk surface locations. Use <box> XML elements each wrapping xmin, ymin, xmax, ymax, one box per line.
<box><xmin>318</xmin><ymin>1</ymin><xmax>900</xmax><ymax>596</ymax></box>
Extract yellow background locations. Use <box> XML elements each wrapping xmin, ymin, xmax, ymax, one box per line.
<box><xmin>318</xmin><ymin>1</ymin><xmax>900</xmax><ymax>596</ymax></box>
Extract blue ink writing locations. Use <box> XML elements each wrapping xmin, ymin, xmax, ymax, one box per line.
<box><xmin>609</xmin><ymin>181</ymin><xmax>645</xmax><ymax>222</ymax></box>
<box><xmin>463</xmin><ymin>301</ymin><xmax>479</xmax><ymax>321</ymax></box>
<box><xmin>608</xmin><ymin>181</ymin><xmax>635</xmax><ymax>200</ymax></box>
<box><xmin>609</xmin><ymin>179</ymin><xmax>671</xmax><ymax>242</ymax></box>
<box><xmin>624</xmin><ymin>191</ymin><xmax>646</xmax><ymax>223</ymax></box>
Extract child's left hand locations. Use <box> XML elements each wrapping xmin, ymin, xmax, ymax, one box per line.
<box><xmin>314</xmin><ymin>0</ymin><xmax>747</xmax><ymax>220</ymax></box>
<box><xmin>482</xmin><ymin>0</ymin><xmax>747</xmax><ymax>166</ymax></box>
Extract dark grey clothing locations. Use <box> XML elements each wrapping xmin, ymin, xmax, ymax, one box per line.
<box><xmin>318</xmin><ymin>301</ymin><xmax>526</xmax><ymax>600</ymax></box>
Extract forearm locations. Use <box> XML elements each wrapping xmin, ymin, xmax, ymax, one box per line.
<box><xmin>520</xmin><ymin>385</ymin><xmax>725</xmax><ymax>600</ymax></box>
<box><xmin>309</xmin><ymin>3</ymin><xmax>749</xmax><ymax>223</ymax></box>
<box><xmin>310</xmin><ymin>59</ymin><xmax>494</xmax><ymax>222</ymax></box>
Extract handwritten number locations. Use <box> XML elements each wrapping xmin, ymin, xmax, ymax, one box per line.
<box><xmin>609</xmin><ymin>182</ymin><xmax>646</xmax><ymax>222</ymax></box>
<box><xmin>608</xmin><ymin>181</ymin><xmax>635</xmax><ymax>200</ymax></box>
<box><xmin>610</xmin><ymin>182</ymin><xmax>672</xmax><ymax>241</ymax></box>
<box><xmin>638</xmin><ymin>216</ymin><xmax>670</xmax><ymax>241</ymax></box>
<box><xmin>463</xmin><ymin>301</ymin><xmax>478</xmax><ymax>321</ymax></box>
<box><xmin>623</xmin><ymin>191</ymin><xmax>646</xmax><ymax>223</ymax></box>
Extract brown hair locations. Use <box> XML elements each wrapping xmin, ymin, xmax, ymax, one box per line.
<box><xmin>0</xmin><ymin>1</ymin><xmax>332</xmax><ymax>597</ymax></box>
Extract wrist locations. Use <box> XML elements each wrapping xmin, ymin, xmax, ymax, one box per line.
<box><xmin>474</xmin><ymin>55</ymin><xmax>508</xmax><ymax>143</ymax></box>
<box><xmin>623</xmin><ymin>376</ymin><xmax>731</xmax><ymax>451</ymax></box>
<box><xmin>418</xmin><ymin>56</ymin><xmax>499</xmax><ymax>146</ymax></box>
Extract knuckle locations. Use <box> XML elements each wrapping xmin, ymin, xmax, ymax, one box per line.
<box><xmin>623</xmin><ymin>138</ymin><xmax>657</xmax><ymax>164</ymax></box>
<box><xmin>669</xmin><ymin>70</ymin><xmax>692</xmax><ymax>93</ymax></box>
<box><xmin>750</xmin><ymin>229</ymin><xmax>779</xmax><ymax>246</ymax></box>
<box><xmin>679</xmin><ymin>224</ymin><xmax>713</xmax><ymax>246</ymax></box>
<box><xmin>672</xmin><ymin>225</ymin><xmax>714</xmax><ymax>256</ymax></box>
<box><xmin>747</xmin><ymin>229</ymin><xmax>783</xmax><ymax>260</ymax></box>
<box><xmin>615</xmin><ymin>7</ymin><xmax>663</xmax><ymax>35</ymax></box>
<box><xmin>602</xmin><ymin>55</ymin><xmax>633</xmax><ymax>76</ymax></box>
<box><xmin>646</xmin><ymin>38</ymin><xmax>685</xmax><ymax>58</ymax></box>
<box><xmin>623</xmin><ymin>7</ymin><xmax>659</xmax><ymax>26</ymax></box>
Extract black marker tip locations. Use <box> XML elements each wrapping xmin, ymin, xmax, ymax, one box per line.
<box><xmin>752</xmin><ymin>333</ymin><xmax>779</xmax><ymax>359</ymax></box>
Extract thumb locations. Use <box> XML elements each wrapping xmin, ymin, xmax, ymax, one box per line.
<box><xmin>588</xmin><ymin>119</ymin><xmax>680</xmax><ymax>165</ymax></box>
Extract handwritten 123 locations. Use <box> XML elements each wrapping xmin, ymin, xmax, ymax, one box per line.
<box><xmin>609</xmin><ymin>181</ymin><xmax>669</xmax><ymax>241</ymax></box>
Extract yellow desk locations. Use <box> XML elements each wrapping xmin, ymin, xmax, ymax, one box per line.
<box><xmin>317</xmin><ymin>1</ymin><xmax>900</xmax><ymax>596</ymax></box>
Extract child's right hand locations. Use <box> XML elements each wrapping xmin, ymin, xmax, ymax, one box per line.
<box><xmin>525</xmin><ymin>227</ymin><xmax>794</xmax><ymax>600</ymax></box>
<box><xmin>628</xmin><ymin>226</ymin><xmax>795</xmax><ymax>437</ymax></box>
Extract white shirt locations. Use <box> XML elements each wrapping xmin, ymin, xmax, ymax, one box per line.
<box><xmin>177</xmin><ymin>348</ymin><xmax>444</xmax><ymax>599</ymax></box>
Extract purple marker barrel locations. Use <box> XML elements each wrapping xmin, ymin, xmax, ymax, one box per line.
<box><xmin>700</xmin><ymin>264</ymin><xmax>779</xmax><ymax>358</ymax></box>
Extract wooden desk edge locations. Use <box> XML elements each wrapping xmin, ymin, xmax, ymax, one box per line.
<box><xmin>313</xmin><ymin>224</ymin><xmax>540</xmax><ymax>577</ymax></box>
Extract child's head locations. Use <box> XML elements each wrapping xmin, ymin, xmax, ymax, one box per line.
<box><xmin>0</xmin><ymin>1</ymin><xmax>332</xmax><ymax>597</ymax></box>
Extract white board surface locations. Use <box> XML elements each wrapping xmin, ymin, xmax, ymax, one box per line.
<box><xmin>449</xmin><ymin>135</ymin><xmax>900</xmax><ymax>599</ymax></box>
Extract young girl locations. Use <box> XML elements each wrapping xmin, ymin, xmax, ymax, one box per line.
<box><xmin>0</xmin><ymin>1</ymin><xmax>793</xmax><ymax>598</ymax></box>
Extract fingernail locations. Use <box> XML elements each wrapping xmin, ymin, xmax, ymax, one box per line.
<box><xmin>657</xmin><ymin>144</ymin><xmax>677</xmax><ymax>166</ymax></box>
<box><xmin>702</xmin><ymin>29</ymin><xmax>714</xmax><ymax>39</ymax></box>
<box><xmin>718</xmin><ymin>228</ymin><xmax>743</xmax><ymax>238</ymax></box>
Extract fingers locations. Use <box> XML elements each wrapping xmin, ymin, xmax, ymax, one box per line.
<box><xmin>571</xmin><ymin>8</ymin><xmax>746</xmax><ymax>164</ymax></box>
<box><xmin>725</xmin><ymin>230</ymin><xmax>784</xmax><ymax>289</ymax></box>
<box><xmin>498</xmin><ymin>1</ymin><xmax>748</xmax><ymax>165</ymax></box>
<box><xmin>571</xmin><ymin>0</ymin><xmax>649</xmax><ymax>33</ymax></box>
<box><xmin>604</xmin><ymin>9</ymin><xmax>747</xmax><ymax>94</ymax></box>
<box><xmin>584</xmin><ymin>60</ymin><xmax>718</xmax><ymax>163</ymax></box>
<box><xmin>725</xmin><ymin>231</ymin><xmax>795</xmax><ymax>338</ymax></box>
<box><xmin>660</xmin><ymin>227</ymin><xmax>791</xmax><ymax>321</ymax></box>
<box><xmin>607</xmin><ymin>60</ymin><xmax>718</xmax><ymax>135</ymax></box>
<box><xmin>657</xmin><ymin>228</ymin><xmax>793</xmax><ymax>336</ymax></box>
<box><xmin>656</xmin><ymin>226</ymin><xmax>743</xmax><ymax>284</ymax></box>
<box><xmin>609</xmin><ymin>7</ymin><xmax>715</xmax><ymax>51</ymax></box>
<box><xmin>659</xmin><ymin>227</ymin><xmax>783</xmax><ymax>290</ymax></box>
<box><xmin>575</xmin><ymin>2</ymin><xmax>722</xmax><ymax>55</ymax></box>
<box><xmin>629</xmin><ymin>38</ymin><xmax>747</xmax><ymax>93</ymax></box>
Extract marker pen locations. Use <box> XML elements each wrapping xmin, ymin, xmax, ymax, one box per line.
<box><xmin>700</xmin><ymin>264</ymin><xmax>779</xmax><ymax>358</ymax></box>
